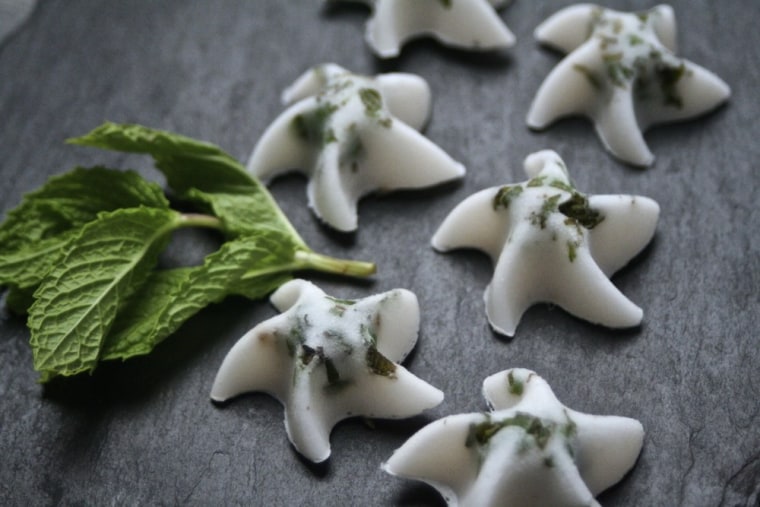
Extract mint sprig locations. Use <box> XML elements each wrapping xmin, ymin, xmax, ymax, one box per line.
<box><xmin>0</xmin><ymin>123</ymin><xmax>375</xmax><ymax>382</ymax></box>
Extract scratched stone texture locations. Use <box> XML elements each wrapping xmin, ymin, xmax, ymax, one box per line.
<box><xmin>0</xmin><ymin>1</ymin><xmax>758</xmax><ymax>505</ymax></box>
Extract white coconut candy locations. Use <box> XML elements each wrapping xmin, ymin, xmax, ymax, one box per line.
<box><xmin>247</xmin><ymin>63</ymin><xmax>465</xmax><ymax>232</ymax></box>
<box><xmin>327</xmin><ymin>0</ymin><xmax>515</xmax><ymax>58</ymax></box>
<box><xmin>384</xmin><ymin>368</ymin><xmax>644</xmax><ymax>506</ymax></box>
<box><xmin>210</xmin><ymin>279</ymin><xmax>444</xmax><ymax>463</ymax></box>
<box><xmin>527</xmin><ymin>4</ymin><xmax>730</xmax><ymax>166</ymax></box>
<box><xmin>432</xmin><ymin>150</ymin><xmax>660</xmax><ymax>336</ymax></box>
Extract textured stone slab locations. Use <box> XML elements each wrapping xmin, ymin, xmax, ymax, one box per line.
<box><xmin>0</xmin><ymin>1</ymin><xmax>758</xmax><ymax>505</ymax></box>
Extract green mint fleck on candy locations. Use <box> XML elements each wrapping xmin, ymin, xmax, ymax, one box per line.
<box><xmin>507</xmin><ymin>371</ymin><xmax>524</xmax><ymax>396</ymax></box>
<box><xmin>359</xmin><ymin>88</ymin><xmax>383</xmax><ymax>116</ymax></box>
<box><xmin>493</xmin><ymin>185</ymin><xmax>523</xmax><ymax>210</ymax></box>
<box><xmin>0</xmin><ymin>122</ymin><xmax>375</xmax><ymax>382</ymax></box>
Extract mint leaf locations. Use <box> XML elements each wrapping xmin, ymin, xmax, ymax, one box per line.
<box><xmin>101</xmin><ymin>268</ymin><xmax>196</xmax><ymax>360</ymax></box>
<box><xmin>0</xmin><ymin>167</ymin><xmax>168</xmax><ymax>252</ymax></box>
<box><xmin>101</xmin><ymin>231</ymin><xmax>300</xmax><ymax>361</ymax></box>
<box><xmin>12</xmin><ymin>122</ymin><xmax>375</xmax><ymax>382</ymax></box>
<box><xmin>0</xmin><ymin>230</ymin><xmax>78</xmax><ymax>291</ymax></box>
<box><xmin>184</xmin><ymin>188</ymin><xmax>299</xmax><ymax>239</ymax></box>
<box><xmin>68</xmin><ymin>122</ymin><xmax>254</xmax><ymax>194</ymax></box>
<box><xmin>0</xmin><ymin>168</ymin><xmax>170</xmax><ymax>310</ymax></box>
<box><xmin>5</xmin><ymin>286</ymin><xmax>35</xmax><ymax>315</ymax></box>
<box><xmin>28</xmin><ymin>207</ymin><xmax>182</xmax><ymax>381</ymax></box>
<box><xmin>68</xmin><ymin>123</ymin><xmax>304</xmax><ymax>244</ymax></box>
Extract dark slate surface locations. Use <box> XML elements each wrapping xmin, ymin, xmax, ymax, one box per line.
<box><xmin>1</xmin><ymin>1</ymin><xmax>758</xmax><ymax>505</ymax></box>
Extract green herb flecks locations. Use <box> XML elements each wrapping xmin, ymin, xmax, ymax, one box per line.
<box><xmin>527</xmin><ymin>176</ymin><xmax>546</xmax><ymax>188</ymax></box>
<box><xmin>324</xmin><ymin>357</ymin><xmax>341</xmax><ymax>386</ymax></box>
<box><xmin>292</xmin><ymin>102</ymin><xmax>340</xmax><ymax>146</ymax></box>
<box><xmin>655</xmin><ymin>61</ymin><xmax>687</xmax><ymax>108</ymax></box>
<box><xmin>604</xmin><ymin>54</ymin><xmax>635</xmax><ymax>88</ymax></box>
<box><xmin>360</xmin><ymin>323</ymin><xmax>378</xmax><ymax>347</ymax></box>
<box><xmin>493</xmin><ymin>185</ymin><xmax>524</xmax><ymax>210</ymax></box>
<box><xmin>438</xmin><ymin>0</ymin><xmax>452</xmax><ymax>8</ymax></box>
<box><xmin>366</xmin><ymin>345</ymin><xmax>396</xmax><ymax>378</ymax></box>
<box><xmin>507</xmin><ymin>371</ymin><xmax>524</xmax><ymax>396</ymax></box>
<box><xmin>465</xmin><ymin>412</ymin><xmax>556</xmax><ymax>450</ymax></box>
<box><xmin>549</xmin><ymin>179</ymin><xmax>575</xmax><ymax>193</ymax></box>
<box><xmin>327</xmin><ymin>295</ymin><xmax>357</xmax><ymax>317</ymax></box>
<box><xmin>358</xmin><ymin>88</ymin><xmax>392</xmax><ymax>128</ymax></box>
<box><xmin>340</xmin><ymin>124</ymin><xmax>365</xmax><ymax>173</ymax></box>
<box><xmin>573</xmin><ymin>64</ymin><xmax>603</xmax><ymax>90</ymax></box>
<box><xmin>567</xmin><ymin>241</ymin><xmax>578</xmax><ymax>262</ymax></box>
<box><xmin>562</xmin><ymin>412</ymin><xmax>578</xmax><ymax>439</ymax></box>
<box><xmin>359</xmin><ymin>88</ymin><xmax>382</xmax><ymax>116</ymax></box>
<box><xmin>558</xmin><ymin>192</ymin><xmax>604</xmax><ymax>230</ymax></box>
<box><xmin>326</xmin><ymin>296</ymin><xmax>357</xmax><ymax>306</ymax></box>
<box><xmin>301</xmin><ymin>344</ymin><xmax>318</xmax><ymax>366</ymax></box>
<box><xmin>530</xmin><ymin>194</ymin><xmax>562</xmax><ymax>229</ymax></box>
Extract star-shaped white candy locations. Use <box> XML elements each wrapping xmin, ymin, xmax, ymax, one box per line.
<box><xmin>210</xmin><ymin>279</ymin><xmax>444</xmax><ymax>463</ymax></box>
<box><xmin>247</xmin><ymin>63</ymin><xmax>465</xmax><ymax>232</ymax></box>
<box><xmin>327</xmin><ymin>0</ymin><xmax>515</xmax><ymax>58</ymax></box>
<box><xmin>432</xmin><ymin>150</ymin><xmax>660</xmax><ymax>336</ymax></box>
<box><xmin>384</xmin><ymin>368</ymin><xmax>644</xmax><ymax>506</ymax></box>
<box><xmin>527</xmin><ymin>4</ymin><xmax>731</xmax><ymax>166</ymax></box>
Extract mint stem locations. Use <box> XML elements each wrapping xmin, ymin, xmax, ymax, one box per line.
<box><xmin>295</xmin><ymin>250</ymin><xmax>376</xmax><ymax>277</ymax></box>
<box><xmin>178</xmin><ymin>213</ymin><xmax>224</xmax><ymax>231</ymax></box>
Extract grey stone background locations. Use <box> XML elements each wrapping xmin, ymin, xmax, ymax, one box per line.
<box><xmin>0</xmin><ymin>0</ymin><xmax>35</xmax><ymax>43</ymax></box>
<box><xmin>0</xmin><ymin>1</ymin><xmax>757</xmax><ymax>505</ymax></box>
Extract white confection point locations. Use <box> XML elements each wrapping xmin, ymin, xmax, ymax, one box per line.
<box><xmin>432</xmin><ymin>150</ymin><xmax>659</xmax><ymax>336</ymax></box>
<box><xmin>328</xmin><ymin>0</ymin><xmax>515</xmax><ymax>58</ymax></box>
<box><xmin>384</xmin><ymin>368</ymin><xmax>644</xmax><ymax>506</ymax></box>
<box><xmin>528</xmin><ymin>4</ymin><xmax>730</xmax><ymax>166</ymax></box>
<box><xmin>210</xmin><ymin>279</ymin><xmax>443</xmax><ymax>463</ymax></box>
<box><xmin>247</xmin><ymin>63</ymin><xmax>465</xmax><ymax>232</ymax></box>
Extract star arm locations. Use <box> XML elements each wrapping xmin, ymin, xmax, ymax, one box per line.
<box><xmin>484</xmin><ymin>239</ymin><xmax>545</xmax><ymax>337</ymax></box>
<box><xmin>383</xmin><ymin>413</ymin><xmax>482</xmax><ymax>500</ymax></box>
<box><xmin>592</xmin><ymin>87</ymin><xmax>653</xmax><ymax>166</ymax></box>
<box><xmin>466</xmin><ymin>430</ymin><xmax>598</xmax><ymax>506</ymax></box>
<box><xmin>352</xmin><ymin>289</ymin><xmax>420</xmax><ymax>363</ymax></box>
<box><xmin>586</xmin><ymin>195</ymin><xmax>659</xmax><ymax>277</ymax></box>
<box><xmin>209</xmin><ymin>313</ymin><xmax>294</xmax><ymax>403</ymax></box>
<box><xmin>284</xmin><ymin>370</ymin><xmax>336</xmax><ymax>462</ymax></box>
<box><xmin>246</xmin><ymin>97</ymin><xmax>320</xmax><ymax>182</ymax></box>
<box><xmin>526</xmin><ymin>41</ymin><xmax>604</xmax><ymax>130</ymax></box>
<box><xmin>373</xmin><ymin>73</ymin><xmax>431</xmax><ymax>131</ymax></box>
<box><xmin>533</xmin><ymin>4</ymin><xmax>597</xmax><ymax>53</ymax></box>
<box><xmin>531</xmin><ymin>443</ymin><xmax>599</xmax><ymax>507</ymax></box>
<box><xmin>635</xmin><ymin>60</ymin><xmax>731</xmax><ymax>130</ymax></box>
<box><xmin>357</xmin><ymin>117</ymin><xmax>465</xmax><ymax>193</ymax></box>
<box><xmin>569</xmin><ymin>410</ymin><xmax>645</xmax><ymax>496</ymax></box>
<box><xmin>287</xmin><ymin>363</ymin><xmax>442</xmax><ymax>462</ymax></box>
<box><xmin>307</xmin><ymin>142</ymin><xmax>360</xmax><ymax>232</ymax></box>
<box><xmin>281</xmin><ymin>63</ymin><xmax>348</xmax><ymax>105</ymax></box>
<box><xmin>420</xmin><ymin>0</ymin><xmax>515</xmax><ymax>51</ymax></box>
<box><xmin>330</xmin><ymin>363</ymin><xmax>443</xmax><ymax>422</ymax></box>
<box><xmin>432</xmin><ymin>187</ymin><xmax>510</xmax><ymax>262</ymax></box>
<box><xmin>523</xmin><ymin>150</ymin><xmax>571</xmax><ymax>182</ymax></box>
<box><xmin>364</xmin><ymin>0</ymin><xmax>417</xmax><ymax>58</ymax></box>
<box><xmin>366</xmin><ymin>0</ymin><xmax>514</xmax><ymax>58</ymax></box>
<box><xmin>270</xmin><ymin>278</ymin><xmax>318</xmax><ymax>312</ymax></box>
<box><xmin>650</xmin><ymin>4</ymin><xmax>677</xmax><ymax>53</ymax></box>
<box><xmin>548</xmin><ymin>246</ymin><xmax>644</xmax><ymax>329</ymax></box>
<box><xmin>482</xmin><ymin>368</ymin><xmax>560</xmax><ymax>411</ymax></box>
